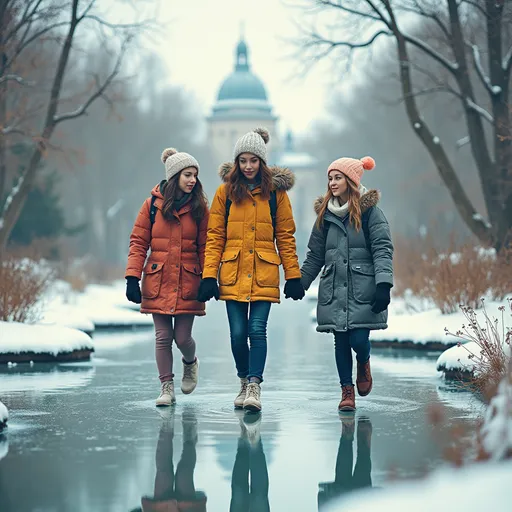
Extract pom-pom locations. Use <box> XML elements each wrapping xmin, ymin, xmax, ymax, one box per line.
<box><xmin>253</xmin><ymin>127</ymin><xmax>270</xmax><ymax>144</ymax></box>
<box><xmin>161</xmin><ymin>148</ymin><xmax>177</xmax><ymax>164</ymax></box>
<box><xmin>361</xmin><ymin>156</ymin><xmax>375</xmax><ymax>171</ymax></box>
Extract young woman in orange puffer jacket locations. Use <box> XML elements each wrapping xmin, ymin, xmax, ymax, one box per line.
<box><xmin>197</xmin><ymin>128</ymin><xmax>305</xmax><ymax>413</ymax></box>
<box><xmin>125</xmin><ymin>148</ymin><xmax>209</xmax><ymax>407</ymax></box>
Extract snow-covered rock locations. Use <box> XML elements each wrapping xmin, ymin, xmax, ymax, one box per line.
<box><xmin>481</xmin><ymin>378</ymin><xmax>512</xmax><ymax>460</ymax></box>
<box><xmin>0</xmin><ymin>321</ymin><xmax>94</xmax><ymax>362</ymax></box>
<box><xmin>0</xmin><ymin>401</ymin><xmax>8</xmax><ymax>431</ymax></box>
<box><xmin>436</xmin><ymin>341</ymin><xmax>479</xmax><ymax>374</ymax></box>
<box><xmin>325</xmin><ymin>460</ymin><xmax>512</xmax><ymax>512</ymax></box>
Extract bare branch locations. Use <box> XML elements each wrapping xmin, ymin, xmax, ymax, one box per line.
<box><xmin>503</xmin><ymin>45</ymin><xmax>512</xmax><ymax>75</ymax></box>
<box><xmin>0</xmin><ymin>74</ymin><xmax>34</xmax><ymax>86</ymax></box>
<box><xmin>465</xmin><ymin>97</ymin><xmax>494</xmax><ymax>124</ymax></box>
<box><xmin>397</xmin><ymin>1</ymin><xmax>451</xmax><ymax>42</ymax></box>
<box><xmin>315</xmin><ymin>0</ymin><xmax>382</xmax><ymax>21</ymax></box>
<box><xmin>403</xmin><ymin>33</ymin><xmax>459</xmax><ymax>74</ymax></box>
<box><xmin>82</xmin><ymin>14</ymin><xmax>152</xmax><ymax>31</ymax></box>
<box><xmin>52</xmin><ymin>43</ymin><xmax>126</xmax><ymax>125</ymax></box>
<box><xmin>78</xmin><ymin>0</ymin><xmax>96</xmax><ymax>20</ymax></box>
<box><xmin>460</xmin><ymin>0</ymin><xmax>488</xmax><ymax>17</ymax></box>
<box><xmin>471</xmin><ymin>44</ymin><xmax>495</xmax><ymax>95</ymax></box>
<box><xmin>303</xmin><ymin>29</ymin><xmax>391</xmax><ymax>51</ymax></box>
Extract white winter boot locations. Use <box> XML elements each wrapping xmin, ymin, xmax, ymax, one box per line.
<box><xmin>181</xmin><ymin>358</ymin><xmax>199</xmax><ymax>395</ymax></box>
<box><xmin>234</xmin><ymin>378</ymin><xmax>249</xmax><ymax>409</ymax></box>
<box><xmin>243</xmin><ymin>382</ymin><xmax>262</xmax><ymax>412</ymax></box>
<box><xmin>156</xmin><ymin>381</ymin><xmax>176</xmax><ymax>407</ymax></box>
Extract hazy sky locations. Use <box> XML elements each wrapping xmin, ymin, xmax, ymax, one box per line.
<box><xmin>153</xmin><ymin>0</ymin><xmax>344</xmax><ymax>137</ymax></box>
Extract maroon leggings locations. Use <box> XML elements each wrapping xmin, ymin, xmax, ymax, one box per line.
<box><xmin>153</xmin><ymin>314</ymin><xmax>196</xmax><ymax>383</ymax></box>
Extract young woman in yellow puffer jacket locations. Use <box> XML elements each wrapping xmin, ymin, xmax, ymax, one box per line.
<box><xmin>197</xmin><ymin>127</ymin><xmax>305</xmax><ymax>412</ymax></box>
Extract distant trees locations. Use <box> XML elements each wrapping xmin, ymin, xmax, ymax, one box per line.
<box><xmin>298</xmin><ymin>0</ymin><xmax>511</xmax><ymax>251</ymax></box>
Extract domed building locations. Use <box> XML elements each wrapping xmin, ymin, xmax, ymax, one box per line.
<box><xmin>207</xmin><ymin>37</ymin><xmax>278</xmax><ymax>163</ymax></box>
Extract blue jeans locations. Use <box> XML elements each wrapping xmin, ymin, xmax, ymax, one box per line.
<box><xmin>334</xmin><ymin>329</ymin><xmax>371</xmax><ymax>387</ymax></box>
<box><xmin>226</xmin><ymin>301</ymin><xmax>272</xmax><ymax>382</ymax></box>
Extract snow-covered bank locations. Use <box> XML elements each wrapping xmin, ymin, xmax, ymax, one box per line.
<box><xmin>325</xmin><ymin>460</ymin><xmax>512</xmax><ymax>512</ymax></box>
<box><xmin>309</xmin><ymin>296</ymin><xmax>510</xmax><ymax>350</ymax></box>
<box><xmin>0</xmin><ymin>401</ymin><xmax>8</xmax><ymax>431</ymax></box>
<box><xmin>0</xmin><ymin>322</ymin><xmax>94</xmax><ymax>363</ymax></box>
<box><xmin>42</xmin><ymin>280</ymin><xmax>153</xmax><ymax>331</ymax></box>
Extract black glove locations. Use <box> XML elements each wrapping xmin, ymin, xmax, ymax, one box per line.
<box><xmin>196</xmin><ymin>278</ymin><xmax>220</xmax><ymax>302</ymax></box>
<box><xmin>126</xmin><ymin>276</ymin><xmax>142</xmax><ymax>304</ymax></box>
<box><xmin>371</xmin><ymin>283</ymin><xmax>391</xmax><ymax>314</ymax></box>
<box><xmin>283</xmin><ymin>278</ymin><xmax>305</xmax><ymax>300</ymax></box>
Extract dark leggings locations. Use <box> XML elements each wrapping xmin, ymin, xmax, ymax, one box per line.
<box><xmin>334</xmin><ymin>329</ymin><xmax>371</xmax><ymax>387</ymax></box>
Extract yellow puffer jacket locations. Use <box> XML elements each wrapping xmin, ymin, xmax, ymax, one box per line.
<box><xmin>202</xmin><ymin>163</ymin><xmax>302</xmax><ymax>303</ymax></box>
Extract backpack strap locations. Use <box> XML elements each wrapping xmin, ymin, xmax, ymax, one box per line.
<box><xmin>149</xmin><ymin>195</ymin><xmax>158</xmax><ymax>226</ymax></box>
<box><xmin>225</xmin><ymin>190</ymin><xmax>278</xmax><ymax>239</ymax></box>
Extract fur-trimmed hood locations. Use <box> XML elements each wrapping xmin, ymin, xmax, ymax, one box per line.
<box><xmin>218</xmin><ymin>162</ymin><xmax>295</xmax><ymax>191</ymax></box>
<box><xmin>313</xmin><ymin>189</ymin><xmax>380</xmax><ymax>215</ymax></box>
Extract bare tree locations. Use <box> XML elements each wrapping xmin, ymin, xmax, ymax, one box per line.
<box><xmin>297</xmin><ymin>0</ymin><xmax>511</xmax><ymax>251</ymax></box>
<box><xmin>0</xmin><ymin>0</ymin><xmax>152</xmax><ymax>251</ymax></box>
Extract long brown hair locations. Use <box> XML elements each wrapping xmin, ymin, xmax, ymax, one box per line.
<box><xmin>225</xmin><ymin>157</ymin><xmax>273</xmax><ymax>204</ymax></box>
<box><xmin>316</xmin><ymin>176</ymin><xmax>362</xmax><ymax>231</ymax></box>
<box><xmin>161</xmin><ymin>172</ymin><xmax>208</xmax><ymax>223</ymax></box>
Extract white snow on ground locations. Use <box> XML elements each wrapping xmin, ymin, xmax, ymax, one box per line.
<box><xmin>41</xmin><ymin>280</ymin><xmax>153</xmax><ymax>329</ymax></box>
<box><xmin>481</xmin><ymin>378</ymin><xmax>512</xmax><ymax>460</ymax></box>
<box><xmin>0</xmin><ymin>321</ymin><xmax>93</xmax><ymax>355</ymax></box>
<box><xmin>40</xmin><ymin>304</ymin><xmax>95</xmax><ymax>334</ymax></box>
<box><xmin>0</xmin><ymin>401</ymin><xmax>8</xmax><ymax>424</ymax></box>
<box><xmin>325</xmin><ymin>460</ymin><xmax>512</xmax><ymax>512</ymax></box>
<box><xmin>0</xmin><ymin>368</ymin><xmax>95</xmax><ymax>393</ymax></box>
<box><xmin>436</xmin><ymin>341</ymin><xmax>479</xmax><ymax>372</ymax></box>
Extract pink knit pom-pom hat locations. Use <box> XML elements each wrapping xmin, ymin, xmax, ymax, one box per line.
<box><xmin>327</xmin><ymin>156</ymin><xmax>375</xmax><ymax>187</ymax></box>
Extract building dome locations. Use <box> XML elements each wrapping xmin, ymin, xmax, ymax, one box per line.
<box><xmin>217</xmin><ymin>39</ymin><xmax>268</xmax><ymax>101</ymax></box>
<box><xmin>210</xmin><ymin>37</ymin><xmax>275</xmax><ymax>121</ymax></box>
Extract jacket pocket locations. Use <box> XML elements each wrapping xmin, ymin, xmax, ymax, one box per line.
<box><xmin>181</xmin><ymin>263</ymin><xmax>201</xmax><ymax>300</ymax></box>
<box><xmin>142</xmin><ymin>262</ymin><xmax>164</xmax><ymax>299</ymax></box>
<box><xmin>350</xmin><ymin>263</ymin><xmax>376</xmax><ymax>304</ymax></box>
<box><xmin>219</xmin><ymin>249</ymin><xmax>241</xmax><ymax>286</ymax></box>
<box><xmin>255</xmin><ymin>250</ymin><xmax>281</xmax><ymax>287</ymax></box>
<box><xmin>318</xmin><ymin>263</ymin><xmax>335</xmax><ymax>305</ymax></box>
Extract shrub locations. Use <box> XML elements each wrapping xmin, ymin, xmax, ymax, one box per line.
<box><xmin>0</xmin><ymin>250</ymin><xmax>55</xmax><ymax>323</ymax></box>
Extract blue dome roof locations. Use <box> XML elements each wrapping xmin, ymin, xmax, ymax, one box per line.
<box><xmin>217</xmin><ymin>72</ymin><xmax>268</xmax><ymax>101</ymax></box>
<box><xmin>216</xmin><ymin>38</ymin><xmax>268</xmax><ymax>101</ymax></box>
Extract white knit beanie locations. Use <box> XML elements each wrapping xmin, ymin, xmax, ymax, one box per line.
<box><xmin>161</xmin><ymin>148</ymin><xmax>200</xmax><ymax>181</ymax></box>
<box><xmin>233</xmin><ymin>127</ymin><xmax>270</xmax><ymax>162</ymax></box>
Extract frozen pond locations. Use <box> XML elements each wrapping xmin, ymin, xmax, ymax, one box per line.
<box><xmin>0</xmin><ymin>299</ymin><xmax>481</xmax><ymax>511</ymax></box>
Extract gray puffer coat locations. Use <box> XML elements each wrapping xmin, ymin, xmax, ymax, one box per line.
<box><xmin>301</xmin><ymin>189</ymin><xmax>393</xmax><ymax>333</ymax></box>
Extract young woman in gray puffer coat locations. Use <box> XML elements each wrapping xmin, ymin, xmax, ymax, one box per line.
<box><xmin>300</xmin><ymin>156</ymin><xmax>393</xmax><ymax>412</ymax></box>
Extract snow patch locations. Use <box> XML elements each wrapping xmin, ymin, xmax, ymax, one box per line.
<box><xmin>414</xmin><ymin>122</ymin><xmax>421</xmax><ymax>129</ymax></box>
<box><xmin>0</xmin><ymin>321</ymin><xmax>93</xmax><ymax>356</ymax></box>
<box><xmin>0</xmin><ymin>437</ymin><xmax>7</xmax><ymax>461</ymax></box>
<box><xmin>433</xmin><ymin>136</ymin><xmax>440</xmax><ymax>144</ymax></box>
<box><xmin>481</xmin><ymin>378</ymin><xmax>512</xmax><ymax>460</ymax></box>
<box><xmin>329</xmin><ymin>460</ymin><xmax>512</xmax><ymax>512</ymax></box>
<box><xmin>492</xmin><ymin>85</ymin><xmax>502</xmax><ymax>94</ymax></box>
<box><xmin>40</xmin><ymin>304</ymin><xmax>95</xmax><ymax>334</ymax></box>
<box><xmin>436</xmin><ymin>341</ymin><xmax>479</xmax><ymax>372</ymax></box>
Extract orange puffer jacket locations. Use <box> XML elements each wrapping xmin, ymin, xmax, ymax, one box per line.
<box><xmin>125</xmin><ymin>182</ymin><xmax>209</xmax><ymax>316</ymax></box>
<box><xmin>202</xmin><ymin>163</ymin><xmax>301</xmax><ymax>303</ymax></box>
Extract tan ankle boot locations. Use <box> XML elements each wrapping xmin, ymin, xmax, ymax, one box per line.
<box><xmin>338</xmin><ymin>385</ymin><xmax>356</xmax><ymax>412</ymax></box>
<box><xmin>156</xmin><ymin>381</ymin><xmax>176</xmax><ymax>407</ymax></box>
<box><xmin>243</xmin><ymin>382</ymin><xmax>262</xmax><ymax>412</ymax></box>
<box><xmin>234</xmin><ymin>378</ymin><xmax>249</xmax><ymax>409</ymax></box>
<box><xmin>356</xmin><ymin>359</ymin><xmax>373</xmax><ymax>396</ymax></box>
<box><xmin>181</xmin><ymin>358</ymin><xmax>199</xmax><ymax>395</ymax></box>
